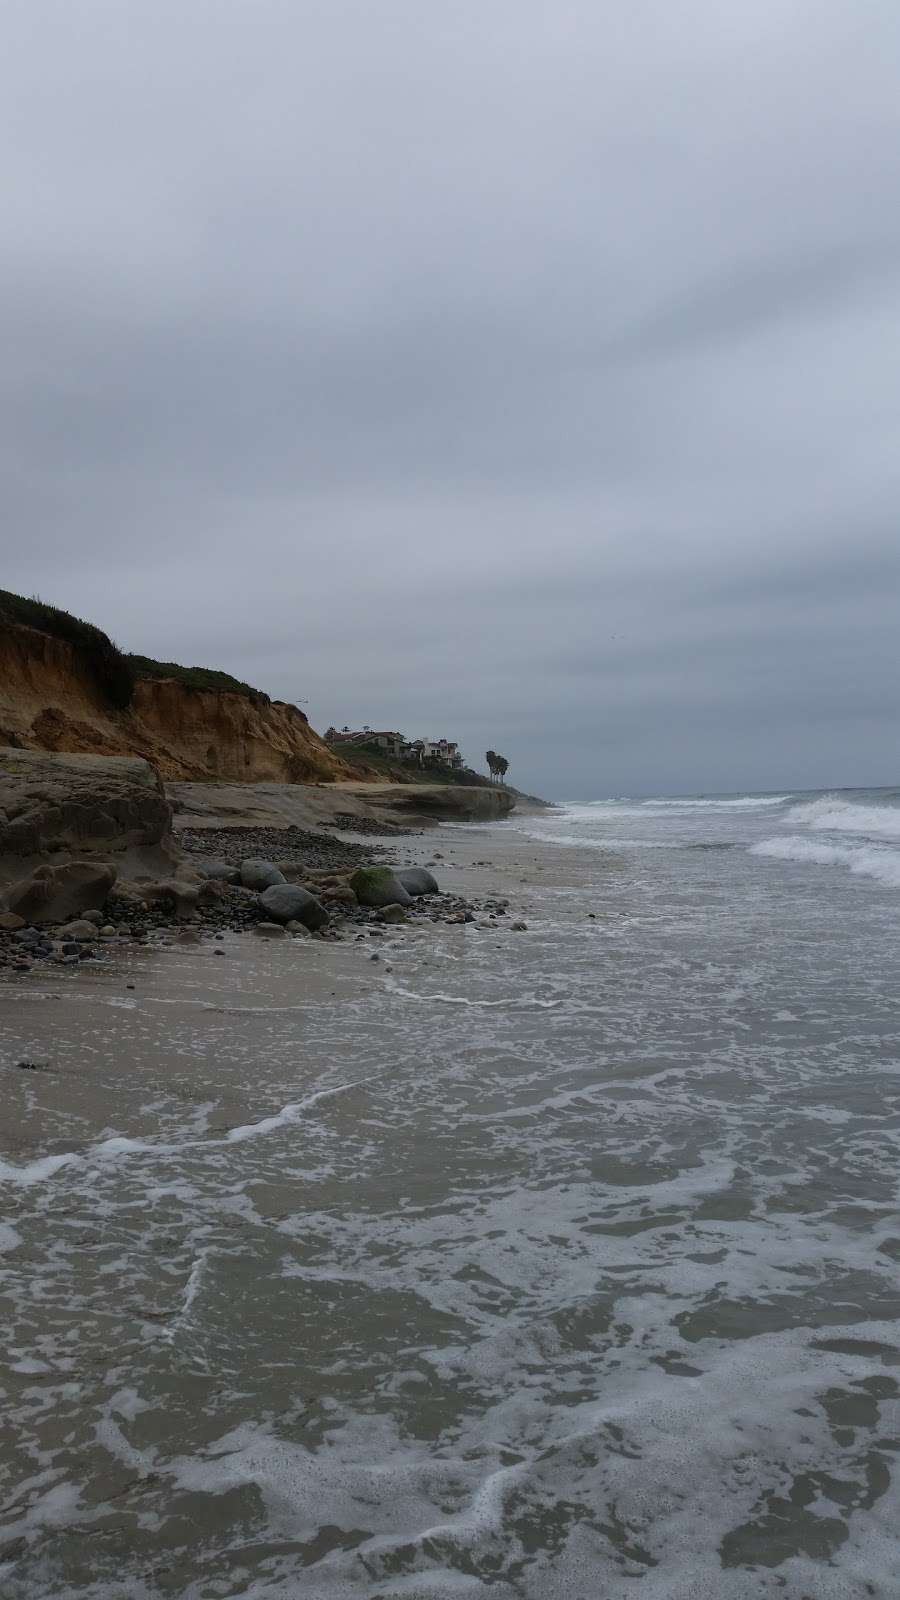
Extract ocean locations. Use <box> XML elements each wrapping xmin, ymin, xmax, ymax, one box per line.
<box><xmin>2</xmin><ymin>788</ymin><xmax>899</xmax><ymax>1596</ymax></box>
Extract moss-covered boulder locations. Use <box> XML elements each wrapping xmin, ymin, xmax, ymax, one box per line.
<box><xmin>348</xmin><ymin>866</ymin><xmax>413</xmax><ymax>908</ymax></box>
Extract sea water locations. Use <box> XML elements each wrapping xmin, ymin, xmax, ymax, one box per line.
<box><xmin>1</xmin><ymin>789</ymin><xmax>899</xmax><ymax>1596</ymax></box>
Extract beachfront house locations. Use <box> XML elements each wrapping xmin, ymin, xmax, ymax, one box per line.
<box><xmin>326</xmin><ymin>726</ymin><xmax>465</xmax><ymax>769</ymax></box>
<box><xmin>325</xmin><ymin>727</ymin><xmax>405</xmax><ymax>759</ymax></box>
<box><xmin>403</xmin><ymin>737</ymin><xmax>464</xmax><ymax>770</ymax></box>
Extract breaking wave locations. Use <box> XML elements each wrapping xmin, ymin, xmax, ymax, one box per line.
<box><xmin>751</xmin><ymin>835</ymin><xmax>900</xmax><ymax>888</ymax></box>
<box><xmin>786</xmin><ymin>795</ymin><xmax>900</xmax><ymax>838</ymax></box>
<box><xmin>649</xmin><ymin>795</ymin><xmax>791</xmax><ymax>809</ymax></box>
<box><xmin>555</xmin><ymin>796</ymin><xmax>791</xmax><ymax>823</ymax></box>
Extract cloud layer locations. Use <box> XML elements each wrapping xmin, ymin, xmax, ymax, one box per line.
<box><xmin>3</xmin><ymin>1</ymin><xmax>899</xmax><ymax>795</ymax></box>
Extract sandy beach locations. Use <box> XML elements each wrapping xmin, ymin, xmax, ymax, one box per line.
<box><xmin>1</xmin><ymin>819</ymin><xmax>545</xmax><ymax>1166</ymax></box>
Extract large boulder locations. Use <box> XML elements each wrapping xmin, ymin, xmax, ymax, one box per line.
<box><xmin>258</xmin><ymin>883</ymin><xmax>328</xmax><ymax>930</ymax></box>
<box><xmin>4</xmin><ymin>860</ymin><xmax>117</xmax><ymax>925</ymax></box>
<box><xmin>0</xmin><ymin>748</ymin><xmax>172</xmax><ymax>858</ymax></box>
<box><xmin>240</xmin><ymin>858</ymin><xmax>286</xmax><ymax>891</ymax></box>
<box><xmin>348</xmin><ymin>866</ymin><xmax>413</xmax><ymax>908</ymax></box>
<box><xmin>396</xmin><ymin>867</ymin><xmax>440</xmax><ymax>897</ymax></box>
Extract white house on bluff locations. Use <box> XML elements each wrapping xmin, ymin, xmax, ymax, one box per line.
<box><xmin>325</xmin><ymin>728</ymin><xmax>463</xmax><ymax>769</ymax></box>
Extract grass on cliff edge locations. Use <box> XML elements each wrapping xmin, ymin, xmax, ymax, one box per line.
<box><xmin>126</xmin><ymin>654</ymin><xmax>267</xmax><ymax>702</ymax></box>
<box><xmin>0</xmin><ymin>588</ymin><xmax>135</xmax><ymax>708</ymax></box>
<box><xmin>0</xmin><ymin>589</ymin><xmax>267</xmax><ymax>706</ymax></box>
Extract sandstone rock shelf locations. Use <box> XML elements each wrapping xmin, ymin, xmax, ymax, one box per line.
<box><xmin>168</xmin><ymin>779</ymin><xmax>516</xmax><ymax>832</ymax></box>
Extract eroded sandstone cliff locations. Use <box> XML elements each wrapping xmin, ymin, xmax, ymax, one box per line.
<box><xmin>0</xmin><ymin>621</ymin><xmax>357</xmax><ymax>783</ymax></box>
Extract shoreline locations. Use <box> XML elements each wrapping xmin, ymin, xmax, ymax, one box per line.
<box><xmin>0</xmin><ymin>816</ymin><xmax>545</xmax><ymax>1166</ymax></box>
<box><xmin>0</xmin><ymin>764</ymin><xmax>539</xmax><ymax>977</ymax></box>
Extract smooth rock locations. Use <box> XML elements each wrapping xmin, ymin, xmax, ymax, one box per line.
<box><xmin>396</xmin><ymin>867</ymin><xmax>439</xmax><ymax>897</ymax></box>
<box><xmin>253</xmin><ymin>921</ymin><xmax>287</xmax><ymax>939</ymax></box>
<box><xmin>0</xmin><ymin>911</ymin><xmax>26</xmax><ymax>932</ymax></box>
<box><xmin>56</xmin><ymin>919</ymin><xmax>100</xmax><ymax>941</ymax></box>
<box><xmin>240</xmin><ymin>859</ymin><xmax>286</xmax><ymax>891</ymax></box>
<box><xmin>5</xmin><ymin>861</ymin><xmax>117</xmax><ymax>926</ymax></box>
<box><xmin>284</xmin><ymin>920</ymin><xmax>311</xmax><ymax>937</ymax></box>
<box><xmin>376</xmin><ymin>903</ymin><xmax>407</xmax><ymax>924</ymax></box>
<box><xmin>511</xmin><ymin>921</ymin><xmax>528</xmax><ymax>931</ymax></box>
<box><xmin>258</xmin><ymin>883</ymin><xmax>328</xmax><ymax>930</ymax></box>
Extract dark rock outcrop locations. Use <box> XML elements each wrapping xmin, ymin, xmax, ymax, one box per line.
<box><xmin>5</xmin><ymin>861</ymin><xmax>117</xmax><ymax>925</ymax></box>
<box><xmin>0</xmin><ymin>747</ymin><xmax>171</xmax><ymax>859</ymax></box>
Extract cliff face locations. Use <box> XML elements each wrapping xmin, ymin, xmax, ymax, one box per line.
<box><xmin>0</xmin><ymin>622</ymin><xmax>357</xmax><ymax>783</ymax></box>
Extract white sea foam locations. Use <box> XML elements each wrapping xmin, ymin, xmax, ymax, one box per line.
<box><xmin>384</xmin><ymin>980</ymin><xmax>562</xmax><ymax>1009</ymax></box>
<box><xmin>0</xmin><ymin>1152</ymin><xmax>76</xmax><ymax>1186</ymax></box>
<box><xmin>546</xmin><ymin>796</ymin><xmax>791</xmax><ymax>827</ymax></box>
<box><xmin>787</xmin><ymin>794</ymin><xmax>900</xmax><ymax>838</ymax></box>
<box><xmin>0</xmin><ymin>1077</ymin><xmax>378</xmax><ymax>1187</ymax></box>
<box><xmin>161</xmin><ymin>1249</ymin><xmax>211</xmax><ymax>1341</ymax></box>
<box><xmin>648</xmin><ymin>794</ymin><xmax>790</xmax><ymax>808</ymax></box>
<box><xmin>524</xmin><ymin>830</ymin><xmax>674</xmax><ymax>849</ymax></box>
<box><xmin>751</xmin><ymin>834</ymin><xmax>900</xmax><ymax>887</ymax></box>
<box><xmin>5</xmin><ymin>785</ymin><xmax>900</xmax><ymax>1598</ymax></box>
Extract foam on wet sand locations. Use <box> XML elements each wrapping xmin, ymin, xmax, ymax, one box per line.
<box><xmin>1</xmin><ymin>814</ymin><xmax>899</xmax><ymax>1596</ymax></box>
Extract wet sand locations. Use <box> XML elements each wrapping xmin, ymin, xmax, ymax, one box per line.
<box><xmin>1</xmin><ymin>819</ymin><xmax>555</xmax><ymax>1165</ymax></box>
<box><xmin>9</xmin><ymin>808</ymin><xmax>890</xmax><ymax>1596</ymax></box>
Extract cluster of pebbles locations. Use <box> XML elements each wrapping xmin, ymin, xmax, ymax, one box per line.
<box><xmin>0</xmin><ymin>828</ymin><xmax>527</xmax><ymax>975</ymax></box>
<box><xmin>178</xmin><ymin>824</ymin><xmax>384</xmax><ymax>873</ymax></box>
<box><xmin>0</xmin><ymin>909</ymin><xmax>118</xmax><ymax>973</ymax></box>
<box><xmin>330</xmin><ymin>812</ymin><xmax>420</xmax><ymax>838</ymax></box>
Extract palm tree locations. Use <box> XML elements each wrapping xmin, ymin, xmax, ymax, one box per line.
<box><xmin>496</xmin><ymin>755</ymin><xmax>509</xmax><ymax>783</ymax></box>
<box><xmin>485</xmin><ymin>749</ymin><xmax>498</xmax><ymax>783</ymax></box>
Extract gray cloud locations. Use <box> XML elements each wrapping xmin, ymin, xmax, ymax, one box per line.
<box><xmin>2</xmin><ymin>0</ymin><xmax>899</xmax><ymax>796</ymax></box>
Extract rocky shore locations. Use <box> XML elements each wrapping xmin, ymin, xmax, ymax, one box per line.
<box><xmin>0</xmin><ymin>752</ymin><xmax>524</xmax><ymax>975</ymax></box>
<box><xmin>0</xmin><ymin>857</ymin><xmax>520</xmax><ymax>972</ymax></box>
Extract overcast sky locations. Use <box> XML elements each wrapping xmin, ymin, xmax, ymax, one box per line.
<box><xmin>3</xmin><ymin>2</ymin><xmax>899</xmax><ymax>797</ymax></box>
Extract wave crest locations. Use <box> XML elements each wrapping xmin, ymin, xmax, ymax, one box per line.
<box><xmin>751</xmin><ymin>834</ymin><xmax>900</xmax><ymax>888</ymax></box>
<box><xmin>787</xmin><ymin>796</ymin><xmax>900</xmax><ymax>839</ymax></box>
